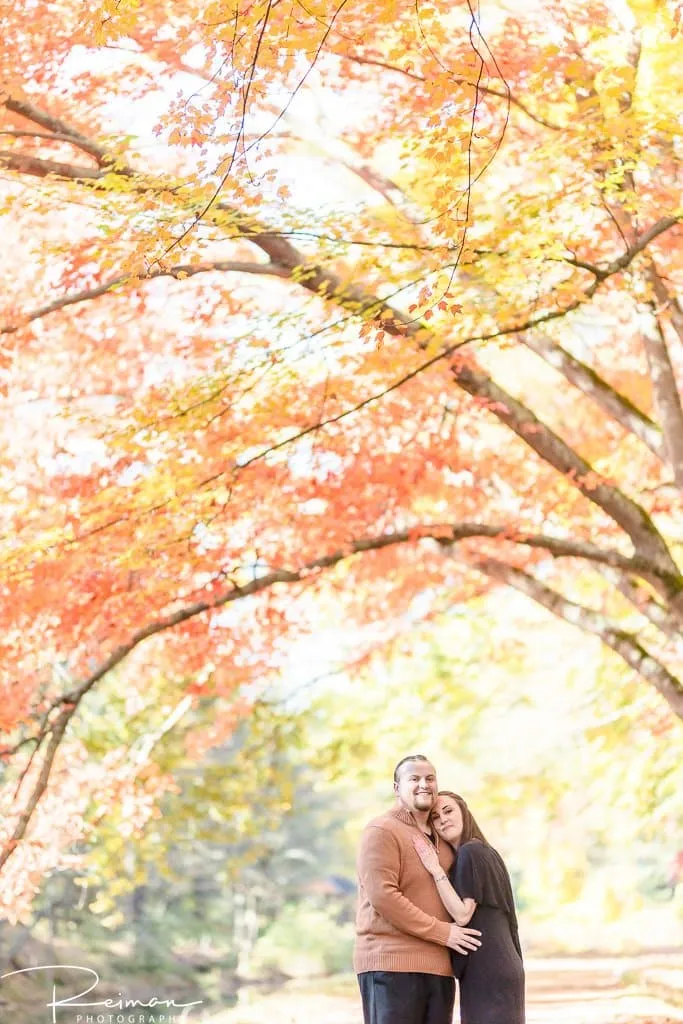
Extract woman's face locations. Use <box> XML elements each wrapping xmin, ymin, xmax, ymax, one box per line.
<box><xmin>431</xmin><ymin>795</ymin><xmax>464</xmax><ymax>845</ymax></box>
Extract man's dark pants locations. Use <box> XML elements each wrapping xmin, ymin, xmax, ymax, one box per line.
<box><xmin>358</xmin><ymin>971</ymin><xmax>455</xmax><ymax>1024</ymax></box>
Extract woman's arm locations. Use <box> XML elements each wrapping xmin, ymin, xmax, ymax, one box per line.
<box><xmin>413</xmin><ymin>836</ymin><xmax>477</xmax><ymax>926</ymax></box>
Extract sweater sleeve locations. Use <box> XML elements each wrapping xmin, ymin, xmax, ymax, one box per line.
<box><xmin>358</xmin><ymin>826</ymin><xmax>452</xmax><ymax>945</ymax></box>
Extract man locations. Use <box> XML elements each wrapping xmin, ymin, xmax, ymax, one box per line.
<box><xmin>354</xmin><ymin>754</ymin><xmax>482</xmax><ymax>1024</ymax></box>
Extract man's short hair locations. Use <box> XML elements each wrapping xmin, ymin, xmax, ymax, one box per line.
<box><xmin>393</xmin><ymin>753</ymin><xmax>431</xmax><ymax>783</ymax></box>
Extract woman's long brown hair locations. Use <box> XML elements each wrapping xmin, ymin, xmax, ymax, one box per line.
<box><xmin>436</xmin><ymin>791</ymin><xmax>488</xmax><ymax>846</ymax></box>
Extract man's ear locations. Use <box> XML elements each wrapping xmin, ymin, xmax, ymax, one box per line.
<box><xmin>393</xmin><ymin>781</ymin><xmax>399</xmax><ymax>795</ymax></box>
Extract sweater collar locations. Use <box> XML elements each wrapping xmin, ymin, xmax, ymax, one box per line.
<box><xmin>389</xmin><ymin>804</ymin><xmax>441</xmax><ymax>847</ymax></box>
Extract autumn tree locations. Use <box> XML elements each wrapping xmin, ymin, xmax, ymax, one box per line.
<box><xmin>0</xmin><ymin>0</ymin><xmax>681</xmax><ymax>912</ymax></box>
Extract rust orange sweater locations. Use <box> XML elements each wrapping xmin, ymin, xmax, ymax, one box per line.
<box><xmin>353</xmin><ymin>805</ymin><xmax>455</xmax><ymax>976</ymax></box>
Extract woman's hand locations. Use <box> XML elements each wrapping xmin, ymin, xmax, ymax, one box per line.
<box><xmin>412</xmin><ymin>835</ymin><xmax>443</xmax><ymax>877</ymax></box>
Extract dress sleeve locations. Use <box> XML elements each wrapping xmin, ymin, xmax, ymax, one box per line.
<box><xmin>453</xmin><ymin>842</ymin><xmax>484</xmax><ymax>903</ymax></box>
<box><xmin>453</xmin><ymin>841</ymin><xmax>523</xmax><ymax>960</ymax></box>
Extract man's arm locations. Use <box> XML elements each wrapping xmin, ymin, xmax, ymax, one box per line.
<box><xmin>359</xmin><ymin>826</ymin><xmax>479</xmax><ymax>949</ymax></box>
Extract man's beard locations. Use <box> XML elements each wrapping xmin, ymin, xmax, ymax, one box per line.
<box><xmin>414</xmin><ymin>794</ymin><xmax>433</xmax><ymax>809</ymax></box>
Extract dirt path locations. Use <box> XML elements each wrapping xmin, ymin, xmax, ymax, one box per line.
<box><xmin>208</xmin><ymin>957</ymin><xmax>683</xmax><ymax>1024</ymax></box>
<box><xmin>523</xmin><ymin>956</ymin><xmax>683</xmax><ymax>1023</ymax></box>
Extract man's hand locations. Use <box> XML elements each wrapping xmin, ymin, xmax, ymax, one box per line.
<box><xmin>446</xmin><ymin>923</ymin><xmax>482</xmax><ymax>954</ymax></box>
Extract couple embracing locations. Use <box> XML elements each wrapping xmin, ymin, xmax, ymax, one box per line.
<box><xmin>353</xmin><ymin>754</ymin><xmax>525</xmax><ymax>1024</ymax></box>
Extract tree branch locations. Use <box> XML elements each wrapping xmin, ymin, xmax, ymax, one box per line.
<box><xmin>253</xmin><ymin>214</ymin><xmax>678</xmax><ymax>574</ymax></box>
<box><xmin>597</xmin><ymin>566</ymin><xmax>683</xmax><ymax>642</ymax></box>
<box><xmin>611</xmin><ymin>217</ymin><xmax>681</xmax><ymax>268</ymax></box>
<box><xmin>339</xmin><ymin>52</ymin><xmax>563</xmax><ymax>131</ymax></box>
<box><xmin>561</xmin><ymin>218</ymin><xmax>681</xmax><ymax>281</ymax></box>
<box><xmin>1</xmin><ymin>260</ymin><xmax>291</xmax><ymax>335</ymax></box>
<box><xmin>3</xmin><ymin>108</ymin><xmax>680</xmax><ymax>581</ymax></box>
<box><xmin>1</xmin><ymin>515</ymin><xmax>680</xmax><ymax>870</ymax></box>
<box><xmin>2</xmin><ymin>96</ymin><xmax>112</xmax><ymax>166</ymax></box>
<box><xmin>450</xmin><ymin>360</ymin><xmax>677</xmax><ymax>575</ymax></box>
<box><xmin>0</xmin><ymin>150</ymin><xmax>103</xmax><ymax>180</ymax></box>
<box><xmin>649</xmin><ymin>261</ymin><xmax>683</xmax><ymax>341</ymax></box>
<box><xmin>521</xmin><ymin>330</ymin><xmax>664</xmax><ymax>460</ymax></box>
<box><xmin>0</xmin><ymin>706</ymin><xmax>71</xmax><ymax>874</ymax></box>
<box><xmin>476</xmin><ymin>557</ymin><xmax>683</xmax><ymax>718</ymax></box>
<box><xmin>641</xmin><ymin>267</ymin><xmax>683</xmax><ymax>488</ymax></box>
<box><xmin>56</xmin><ymin>524</ymin><xmax>670</xmax><ymax>712</ymax></box>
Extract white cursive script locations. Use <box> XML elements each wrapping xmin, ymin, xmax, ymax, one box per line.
<box><xmin>1</xmin><ymin>965</ymin><xmax>203</xmax><ymax>1024</ymax></box>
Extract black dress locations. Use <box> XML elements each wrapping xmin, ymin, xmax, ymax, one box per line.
<box><xmin>449</xmin><ymin>840</ymin><xmax>525</xmax><ymax>1024</ymax></box>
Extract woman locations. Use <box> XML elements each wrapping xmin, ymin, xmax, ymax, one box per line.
<box><xmin>413</xmin><ymin>791</ymin><xmax>524</xmax><ymax>1024</ymax></box>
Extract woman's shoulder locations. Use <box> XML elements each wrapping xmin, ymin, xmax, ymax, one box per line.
<box><xmin>459</xmin><ymin>839</ymin><xmax>487</xmax><ymax>856</ymax></box>
<box><xmin>458</xmin><ymin>840</ymin><xmax>503</xmax><ymax>867</ymax></box>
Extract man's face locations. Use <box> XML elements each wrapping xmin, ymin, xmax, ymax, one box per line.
<box><xmin>394</xmin><ymin>759</ymin><xmax>438</xmax><ymax>814</ymax></box>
